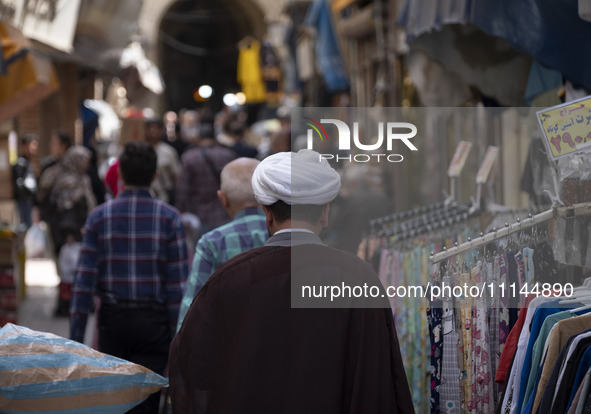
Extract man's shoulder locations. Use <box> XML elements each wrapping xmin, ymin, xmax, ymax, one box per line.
<box><xmin>89</xmin><ymin>196</ymin><xmax>182</xmax><ymax>220</ymax></box>
<box><xmin>202</xmin><ymin>212</ymin><xmax>266</xmax><ymax>239</ymax></box>
<box><xmin>206</xmin><ymin>245</ymin><xmax>287</xmax><ymax>284</ymax></box>
<box><xmin>157</xmin><ymin>142</ymin><xmax>179</xmax><ymax>158</ymax></box>
<box><xmin>209</xmin><ymin>144</ymin><xmax>238</xmax><ymax>160</ymax></box>
<box><xmin>295</xmin><ymin>244</ymin><xmax>376</xmax><ymax>273</ymax></box>
<box><xmin>207</xmin><ymin>243</ymin><xmax>375</xmax><ymax>287</ymax></box>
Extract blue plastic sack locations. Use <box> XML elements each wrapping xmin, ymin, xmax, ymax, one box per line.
<box><xmin>0</xmin><ymin>324</ymin><xmax>168</xmax><ymax>413</ymax></box>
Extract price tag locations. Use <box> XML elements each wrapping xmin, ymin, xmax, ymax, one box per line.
<box><xmin>536</xmin><ymin>95</ymin><xmax>591</xmax><ymax>160</ymax></box>
<box><xmin>447</xmin><ymin>141</ymin><xmax>472</xmax><ymax>178</ymax></box>
<box><xmin>476</xmin><ymin>146</ymin><xmax>499</xmax><ymax>184</ymax></box>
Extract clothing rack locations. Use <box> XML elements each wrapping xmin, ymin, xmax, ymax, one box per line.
<box><xmin>429</xmin><ymin>202</ymin><xmax>591</xmax><ymax>264</ymax></box>
<box><xmin>369</xmin><ymin>201</ymin><xmax>445</xmax><ymax>233</ymax></box>
<box><xmin>370</xmin><ymin>201</ymin><xmax>474</xmax><ymax>240</ymax></box>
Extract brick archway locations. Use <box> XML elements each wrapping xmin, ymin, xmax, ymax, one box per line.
<box><xmin>139</xmin><ymin>0</ymin><xmax>274</xmax><ymax>112</ymax></box>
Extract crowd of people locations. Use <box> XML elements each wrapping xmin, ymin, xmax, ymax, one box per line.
<box><xmin>12</xmin><ymin>107</ymin><xmax>413</xmax><ymax>414</ymax></box>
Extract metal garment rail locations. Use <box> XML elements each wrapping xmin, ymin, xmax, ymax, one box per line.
<box><xmin>429</xmin><ymin>208</ymin><xmax>555</xmax><ymax>264</ymax></box>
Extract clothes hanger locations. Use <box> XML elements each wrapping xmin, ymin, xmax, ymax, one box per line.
<box><xmin>570</xmin><ymin>302</ymin><xmax>591</xmax><ymax>314</ymax></box>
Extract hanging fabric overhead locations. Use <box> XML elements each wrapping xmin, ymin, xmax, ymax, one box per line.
<box><xmin>237</xmin><ymin>37</ymin><xmax>266</xmax><ymax>104</ymax></box>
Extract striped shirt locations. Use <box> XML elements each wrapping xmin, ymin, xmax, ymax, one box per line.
<box><xmin>70</xmin><ymin>189</ymin><xmax>188</xmax><ymax>343</ymax></box>
<box><xmin>177</xmin><ymin>208</ymin><xmax>268</xmax><ymax>330</ymax></box>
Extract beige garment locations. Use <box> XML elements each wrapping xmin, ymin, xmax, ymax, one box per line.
<box><xmin>154</xmin><ymin>142</ymin><xmax>180</xmax><ymax>203</ymax></box>
<box><xmin>532</xmin><ymin>312</ymin><xmax>591</xmax><ymax>413</ymax></box>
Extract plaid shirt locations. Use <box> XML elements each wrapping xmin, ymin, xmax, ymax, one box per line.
<box><xmin>177</xmin><ymin>208</ymin><xmax>268</xmax><ymax>330</ymax></box>
<box><xmin>70</xmin><ymin>189</ymin><xmax>188</xmax><ymax>343</ymax></box>
<box><xmin>176</xmin><ymin>144</ymin><xmax>237</xmax><ymax>230</ymax></box>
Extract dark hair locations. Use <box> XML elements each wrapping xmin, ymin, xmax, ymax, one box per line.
<box><xmin>52</xmin><ymin>129</ymin><xmax>72</xmax><ymax>148</ymax></box>
<box><xmin>199</xmin><ymin>120</ymin><xmax>215</xmax><ymax>139</ymax></box>
<box><xmin>145</xmin><ymin>118</ymin><xmax>164</xmax><ymax>128</ymax></box>
<box><xmin>119</xmin><ymin>141</ymin><xmax>157</xmax><ymax>187</ymax></box>
<box><xmin>20</xmin><ymin>133</ymin><xmax>38</xmax><ymax>145</ymax></box>
<box><xmin>268</xmin><ymin>200</ymin><xmax>325</xmax><ymax>224</ymax></box>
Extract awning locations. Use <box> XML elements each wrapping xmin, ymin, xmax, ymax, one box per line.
<box><xmin>0</xmin><ymin>21</ymin><xmax>59</xmax><ymax>123</ymax></box>
<box><xmin>398</xmin><ymin>0</ymin><xmax>591</xmax><ymax>92</ymax></box>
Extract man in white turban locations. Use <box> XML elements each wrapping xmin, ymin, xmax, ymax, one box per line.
<box><xmin>170</xmin><ymin>150</ymin><xmax>414</xmax><ymax>414</ymax></box>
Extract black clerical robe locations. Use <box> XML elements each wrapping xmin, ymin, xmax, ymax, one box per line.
<box><xmin>169</xmin><ymin>231</ymin><xmax>414</xmax><ymax>414</ymax></box>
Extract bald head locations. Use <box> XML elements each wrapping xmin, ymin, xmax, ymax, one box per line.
<box><xmin>218</xmin><ymin>158</ymin><xmax>260</xmax><ymax>215</ymax></box>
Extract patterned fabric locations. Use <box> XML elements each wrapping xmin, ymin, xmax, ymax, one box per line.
<box><xmin>176</xmin><ymin>144</ymin><xmax>237</xmax><ymax>230</ymax></box>
<box><xmin>177</xmin><ymin>208</ymin><xmax>268</xmax><ymax>330</ymax></box>
<box><xmin>70</xmin><ymin>189</ymin><xmax>189</xmax><ymax>343</ymax></box>
<box><xmin>514</xmin><ymin>251</ymin><xmax>526</xmax><ymax>307</ymax></box>
<box><xmin>379</xmin><ymin>245</ymin><xmax>430</xmax><ymax>414</ymax></box>
<box><xmin>429</xmin><ymin>284</ymin><xmax>443</xmax><ymax>414</ymax></box>
<box><xmin>454</xmin><ymin>270</ymin><xmax>474</xmax><ymax>412</ymax></box>
<box><xmin>496</xmin><ymin>255</ymin><xmax>510</xmax><ymax>353</ymax></box>
<box><xmin>472</xmin><ymin>261</ymin><xmax>494</xmax><ymax>414</ymax></box>
<box><xmin>486</xmin><ymin>259</ymin><xmax>500</xmax><ymax>406</ymax></box>
<box><xmin>522</xmin><ymin>247</ymin><xmax>535</xmax><ymax>283</ymax></box>
<box><xmin>440</xmin><ymin>273</ymin><xmax>461</xmax><ymax>414</ymax></box>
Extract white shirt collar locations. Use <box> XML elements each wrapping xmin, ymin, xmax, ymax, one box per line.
<box><xmin>274</xmin><ymin>228</ymin><xmax>316</xmax><ymax>236</ymax></box>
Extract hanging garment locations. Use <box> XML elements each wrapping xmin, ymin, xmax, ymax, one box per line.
<box><xmin>486</xmin><ymin>260</ymin><xmax>501</xmax><ymax>408</ymax></box>
<box><xmin>303</xmin><ymin>0</ymin><xmax>350</xmax><ymax>92</ymax></box>
<box><xmin>428</xmin><ymin>300</ymin><xmax>443</xmax><ymax>414</ymax></box>
<box><xmin>522</xmin><ymin>309</ymin><xmax>577</xmax><ymax>412</ymax></box>
<box><xmin>440</xmin><ymin>274</ymin><xmax>461</xmax><ymax>414</ymax></box>
<box><xmin>516</xmin><ymin>300</ymin><xmax>568</xmax><ymax>412</ymax></box>
<box><xmin>522</xmin><ymin>247</ymin><xmax>535</xmax><ymax>284</ymax></box>
<box><xmin>472</xmin><ymin>261</ymin><xmax>494</xmax><ymax>414</ymax></box>
<box><xmin>260</xmin><ymin>40</ymin><xmax>282</xmax><ymax>105</ymax></box>
<box><xmin>237</xmin><ymin>40</ymin><xmax>266</xmax><ymax>103</ymax></box>
<box><xmin>496</xmin><ymin>255</ymin><xmax>510</xmax><ymax>354</ymax></box>
<box><xmin>530</xmin><ymin>313</ymin><xmax>591</xmax><ymax>413</ymax></box>
<box><xmin>541</xmin><ymin>329</ymin><xmax>591</xmax><ymax>414</ymax></box>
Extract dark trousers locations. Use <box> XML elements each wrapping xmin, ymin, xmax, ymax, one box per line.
<box><xmin>99</xmin><ymin>303</ymin><xmax>171</xmax><ymax>414</ymax></box>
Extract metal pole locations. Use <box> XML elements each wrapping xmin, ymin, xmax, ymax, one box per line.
<box><xmin>430</xmin><ymin>208</ymin><xmax>555</xmax><ymax>264</ymax></box>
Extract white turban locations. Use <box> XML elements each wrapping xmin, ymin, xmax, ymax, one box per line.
<box><xmin>252</xmin><ymin>150</ymin><xmax>341</xmax><ymax>205</ymax></box>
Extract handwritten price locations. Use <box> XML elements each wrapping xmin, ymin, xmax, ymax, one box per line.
<box><xmin>549</xmin><ymin>132</ymin><xmax>591</xmax><ymax>154</ymax></box>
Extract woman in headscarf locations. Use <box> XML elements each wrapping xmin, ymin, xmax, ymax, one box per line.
<box><xmin>39</xmin><ymin>145</ymin><xmax>97</xmax><ymax>316</ymax></box>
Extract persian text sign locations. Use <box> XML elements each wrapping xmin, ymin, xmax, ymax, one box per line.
<box><xmin>536</xmin><ymin>95</ymin><xmax>591</xmax><ymax>160</ymax></box>
<box><xmin>0</xmin><ymin>0</ymin><xmax>81</xmax><ymax>53</ymax></box>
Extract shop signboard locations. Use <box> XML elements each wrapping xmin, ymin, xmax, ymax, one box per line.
<box><xmin>536</xmin><ymin>95</ymin><xmax>591</xmax><ymax>160</ymax></box>
<box><xmin>0</xmin><ymin>0</ymin><xmax>81</xmax><ymax>52</ymax></box>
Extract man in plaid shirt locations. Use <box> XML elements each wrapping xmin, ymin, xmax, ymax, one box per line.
<box><xmin>70</xmin><ymin>141</ymin><xmax>188</xmax><ymax>414</ymax></box>
<box><xmin>177</xmin><ymin>158</ymin><xmax>268</xmax><ymax>331</ymax></box>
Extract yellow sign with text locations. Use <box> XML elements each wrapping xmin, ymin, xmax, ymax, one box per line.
<box><xmin>536</xmin><ymin>96</ymin><xmax>591</xmax><ymax>160</ymax></box>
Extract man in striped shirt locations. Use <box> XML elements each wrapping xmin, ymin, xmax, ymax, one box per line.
<box><xmin>177</xmin><ymin>157</ymin><xmax>268</xmax><ymax>331</ymax></box>
<box><xmin>70</xmin><ymin>141</ymin><xmax>188</xmax><ymax>414</ymax></box>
